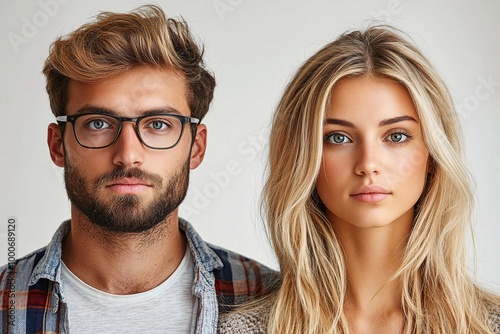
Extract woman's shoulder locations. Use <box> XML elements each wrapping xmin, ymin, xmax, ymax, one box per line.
<box><xmin>218</xmin><ymin>301</ymin><xmax>271</xmax><ymax>334</ymax></box>
<box><xmin>489</xmin><ymin>303</ymin><xmax>500</xmax><ymax>333</ymax></box>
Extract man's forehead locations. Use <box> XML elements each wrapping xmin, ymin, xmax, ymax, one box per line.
<box><xmin>65</xmin><ymin>66</ymin><xmax>190</xmax><ymax>117</ymax></box>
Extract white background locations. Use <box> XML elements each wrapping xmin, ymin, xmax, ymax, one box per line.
<box><xmin>1</xmin><ymin>0</ymin><xmax>499</xmax><ymax>292</ymax></box>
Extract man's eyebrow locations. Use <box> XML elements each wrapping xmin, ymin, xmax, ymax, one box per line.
<box><xmin>73</xmin><ymin>105</ymin><xmax>183</xmax><ymax>116</ymax></box>
<box><xmin>141</xmin><ymin>108</ymin><xmax>182</xmax><ymax>116</ymax></box>
<box><xmin>74</xmin><ymin>105</ymin><xmax>115</xmax><ymax>115</ymax></box>
<box><xmin>379</xmin><ymin>115</ymin><xmax>418</xmax><ymax>126</ymax></box>
<box><xmin>324</xmin><ymin>115</ymin><xmax>418</xmax><ymax>128</ymax></box>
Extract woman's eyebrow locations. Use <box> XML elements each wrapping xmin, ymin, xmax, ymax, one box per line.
<box><xmin>324</xmin><ymin>118</ymin><xmax>355</xmax><ymax>127</ymax></box>
<box><xmin>379</xmin><ymin>115</ymin><xmax>418</xmax><ymax>126</ymax></box>
<box><xmin>324</xmin><ymin>115</ymin><xmax>418</xmax><ymax>128</ymax></box>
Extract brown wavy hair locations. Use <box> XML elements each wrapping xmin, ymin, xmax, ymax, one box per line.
<box><xmin>43</xmin><ymin>4</ymin><xmax>215</xmax><ymax>121</ymax></box>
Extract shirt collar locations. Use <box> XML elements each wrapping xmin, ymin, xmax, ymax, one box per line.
<box><xmin>28</xmin><ymin>219</ymin><xmax>70</xmax><ymax>287</ymax></box>
<box><xmin>27</xmin><ymin>218</ymin><xmax>223</xmax><ymax>285</ymax></box>
<box><xmin>179</xmin><ymin>218</ymin><xmax>223</xmax><ymax>273</ymax></box>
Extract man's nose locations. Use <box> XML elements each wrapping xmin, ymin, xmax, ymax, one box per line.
<box><xmin>111</xmin><ymin>122</ymin><xmax>145</xmax><ymax>167</ymax></box>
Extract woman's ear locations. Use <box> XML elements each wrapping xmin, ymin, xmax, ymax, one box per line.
<box><xmin>189</xmin><ymin>124</ymin><xmax>207</xmax><ymax>170</ymax></box>
<box><xmin>48</xmin><ymin>123</ymin><xmax>65</xmax><ymax>167</ymax></box>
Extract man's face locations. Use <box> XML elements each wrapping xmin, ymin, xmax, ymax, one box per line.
<box><xmin>48</xmin><ymin>66</ymin><xmax>206</xmax><ymax>233</ymax></box>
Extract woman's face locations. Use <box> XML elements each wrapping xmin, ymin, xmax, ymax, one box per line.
<box><xmin>316</xmin><ymin>75</ymin><xmax>429</xmax><ymax>231</ymax></box>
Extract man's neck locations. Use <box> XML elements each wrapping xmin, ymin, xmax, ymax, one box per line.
<box><xmin>61</xmin><ymin>208</ymin><xmax>187</xmax><ymax>294</ymax></box>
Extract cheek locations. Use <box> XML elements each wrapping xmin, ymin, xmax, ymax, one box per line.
<box><xmin>316</xmin><ymin>155</ymin><xmax>349</xmax><ymax>195</ymax></box>
<box><xmin>63</xmin><ymin>130</ymin><xmax>98</xmax><ymax>161</ymax></box>
<box><xmin>321</xmin><ymin>152</ymin><xmax>351</xmax><ymax>175</ymax></box>
<box><xmin>385</xmin><ymin>148</ymin><xmax>429</xmax><ymax>190</ymax></box>
<box><xmin>66</xmin><ymin>147</ymin><xmax>107</xmax><ymax>172</ymax></box>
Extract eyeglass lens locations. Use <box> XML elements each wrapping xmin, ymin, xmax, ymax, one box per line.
<box><xmin>73</xmin><ymin>114</ymin><xmax>185</xmax><ymax>149</ymax></box>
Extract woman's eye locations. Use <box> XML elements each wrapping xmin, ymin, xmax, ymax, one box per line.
<box><xmin>326</xmin><ymin>133</ymin><xmax>351</xmax><ymax>144</ymax></box>
<box><xmin>386</xmin><ymin>132</ymin><xmax>410</xmax><ymax>143</ymax></box>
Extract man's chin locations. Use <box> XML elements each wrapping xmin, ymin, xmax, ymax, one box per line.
<box><xmin>89</xmin><ymin>212</ymin><xmax>164</xmax><ymax>234</ymax></box>
<box><xmin>100</xmin><ymin>193</ymin><xmax>144</xmax><ymax>208</ymax></box>
<box><xmin>90</xmin><ymin>197</ymin><xmax>176</xmax><ymax>234</ymax></box>
<box><xmin>65</xmin><ymin>158</ymin><xmax>189</xmax><ymax>236</ymax></box>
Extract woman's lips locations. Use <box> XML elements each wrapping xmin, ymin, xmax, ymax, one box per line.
<box><xmin>350</xmin><ymin>185</ymin><xmax>391</xmax><ymax>203</ymax></box>
<box><xmin>350</xmin><ymin>193</ymin><xmax>390</xmax><ymax>203</ymax></box>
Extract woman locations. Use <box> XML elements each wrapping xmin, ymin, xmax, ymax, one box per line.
<box><xmin>218</xmin><ymin>25</ymin><xmax>500</xmax><ymax>333</ymax></box>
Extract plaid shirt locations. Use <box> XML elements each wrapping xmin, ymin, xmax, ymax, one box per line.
<box><xmin>0</xmin><ymin>218</ymin><xmax>276</xmax><ymax>334</ymax></box>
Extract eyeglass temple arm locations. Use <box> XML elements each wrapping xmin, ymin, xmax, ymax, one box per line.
<box><xmin>189</xmin><ymin>117</ymin><xmax>200</xmax><ymax>124</ymax></box>
<box><xmin>55</xmin><ymin>116</ymin><xmax>68</xmax><ymax>124</ymax></box>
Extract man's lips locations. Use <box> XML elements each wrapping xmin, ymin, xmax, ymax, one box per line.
<box><xmin>350</xmin><ymin>185</ymin><xmax>391</xmax><ymax>203</ymax></box>
<box><xmin>106</xmin><ymin>178</ymin><xmax>152</xmax><ymax>194</ymax></box>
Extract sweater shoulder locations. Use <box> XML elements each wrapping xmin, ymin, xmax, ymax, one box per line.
<box><xmin>489</xmin><ymin>303</ymin><xmax>500</xmax><ymax>334</ymax></box>
<box><xmin>217</xmin><ymin>303</ymin><xmax>270</xmax><ymax>334</ymax></box>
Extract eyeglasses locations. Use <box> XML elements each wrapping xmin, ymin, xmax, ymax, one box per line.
<box><xmin>56</xmin><ymin>113</ymin><xmax>200</xmax><ymax>149</ymax></box>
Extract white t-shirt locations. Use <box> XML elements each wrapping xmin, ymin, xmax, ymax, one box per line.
<box><xmin>61</xmin><ymin>248</ymin><xmax>197</xmax><ymax>334</ymax></box>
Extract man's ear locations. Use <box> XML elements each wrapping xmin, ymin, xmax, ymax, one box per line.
<box><xmin>48</xmin><ymin>123</ymin><xmax>65</xmax><ymax>167</ymax></box>
<box><xmin>189</xmin><ymin>124</ymin><xmax>207</xmax><ymax>170</ymax></box>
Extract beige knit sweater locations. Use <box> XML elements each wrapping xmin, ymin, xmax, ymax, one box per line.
<box><xmin>218</xmin><ymin>303</ymin><xmax>269</xmax><ymax>334</ymax></box>
<box><xmin>218</xmin><ymin>303</ymin><xmax>500</xmax><ymax>333</ymax></box>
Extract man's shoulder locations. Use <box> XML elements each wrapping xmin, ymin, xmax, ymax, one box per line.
<box><xmin>0</xmin><ymin>220</ymin><xmax>69</xmax><ymax>288</ymax></box>
<box><xmin>208</xmin><ymin>243</ymin><xmax>276</xmax><ymax>278</ymax></box>
<box><xmin>207</xmin><ymin>243</ymin><xmax>279</xmax><ymax>313</ymax></box>
<box><xmin>180</xmin><ymin>218</ymin><xmax>277</xmax><ymax>282</ymax></box>
<box><xmin>0</xmin><ymin>246</ymin><xmax>52</xmax><ymax>331</ymax></box>
<box><xmin>0</xmin><ymin>246</ymin><xmax>48</xmax><ymax>287</ymax></box>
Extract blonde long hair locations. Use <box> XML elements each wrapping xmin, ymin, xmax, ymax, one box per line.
<box><xmin>263</xmin><ymin>25</ymin><xmax>499</xmax><ymax>333</ymax></box>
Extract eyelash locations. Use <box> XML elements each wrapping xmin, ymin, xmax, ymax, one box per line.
<box><xmin>324</xmin><ymin>132</ymin><xmax>351</xmax><ymax>145</ymax></box>
<box><xmin>324</xmin><ymin>130</ymin><xmax>413</xmax><ymax>145</ymax></box>
<box><xmin>385</xmin><ymin>130</ymin><xmax>413</xmax><ymax>145</ymax></box>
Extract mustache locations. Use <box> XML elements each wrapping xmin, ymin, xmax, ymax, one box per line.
<box><xmin>94</xmin><ymin>167</ymin><xmax>163</xmax><ymax>187</ymax></box>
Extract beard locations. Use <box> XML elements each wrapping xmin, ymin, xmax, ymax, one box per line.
<box><xmin>64</xmin><ymin>158</ymin><xmax>189</xmax><ymax>234</ymax></box>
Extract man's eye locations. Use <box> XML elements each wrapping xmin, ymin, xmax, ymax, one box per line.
<box><xmin>87</xmin><ymin>119</ymin><xmax>111</xmax><ymax>130</ymax></box>
<box><xmin>325</xmin><ymin>133</ymin><xmax>351</xmax><ymax>144</ymax></box>
<box><xmin>147</xmin><ymin>120</ymin><xmax>171</xmax><ymax>131</ymax></box>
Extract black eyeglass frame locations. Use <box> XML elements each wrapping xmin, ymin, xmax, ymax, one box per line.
<box><xmin>56</xmin><ymin>112</ymin><xmax>200</xmax><ymax>150</ymax></box>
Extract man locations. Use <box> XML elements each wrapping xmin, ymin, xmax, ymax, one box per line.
<box><xmin>0</xmin><ymin>5</ymin><xmax>274</xmax><ymax>333</ymax></box>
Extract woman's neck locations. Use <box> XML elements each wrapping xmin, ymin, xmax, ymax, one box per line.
<box><xmin>332</xmin><ymin>212</ymin><xmax>413</xmax><ymax>333</ymax></box>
